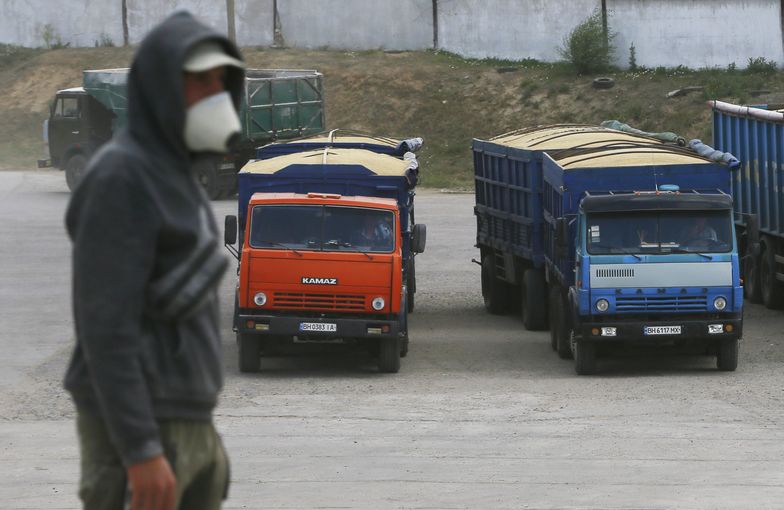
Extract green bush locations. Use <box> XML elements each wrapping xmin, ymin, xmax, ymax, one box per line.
<box><xmin>559</xmin><ymin>9</ymin><xmax>616</xmax><ymax>74</ymax></box>
<box><xmin>746</xmin><ymin>57</ymin><xmax>777</xmax><ymax>75</ymax></box>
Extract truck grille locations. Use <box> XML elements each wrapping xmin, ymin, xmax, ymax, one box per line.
<box><xmin>616</xmin><ymin>295</ymin><xmax>708</xmax><ymax>313</ymax></box>
<box><xmin>595</xmin><ymin>268</ymin><xmax>634</xmax><ymax>278</ymax></box>
<box><xmin>272</xmin><ymin>292</ymin><xmax>366</xmax><ymax>311</ymax></box>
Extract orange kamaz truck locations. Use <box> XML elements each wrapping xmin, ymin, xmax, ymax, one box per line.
<box><xmin>224</xmin><ymin>136</ymin><xmax>425</xmax><ymax>373</ymax></box>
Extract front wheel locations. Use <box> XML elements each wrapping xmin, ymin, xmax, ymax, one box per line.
<box><xmin>237</xmin><ymin>333</ymin><xmax>261</xmax><ymax>373</ymax></box>
<box><xmin>573</xmin><ymin>336</ymin><xmax>597</xmax><ymax>375</ymax></box>
<box><xmin>716</xmin><ymin>338</ymin><xmax>739</xmax><ymax>371</ymax></box>
<box><xmin>65</xmin><ymin>154</ymin><xmax>87</xmax><ymax>191</ymax></box>
<box><xmin>378</xmin><ymin>337</ymin><xmax>400</xmax><ymax>373</ymax></box>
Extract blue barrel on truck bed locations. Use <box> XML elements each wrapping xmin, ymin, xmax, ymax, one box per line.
<box><xmin>475</xmin><ymin>125</ymin><xmax>743</xmax><ymax>374</ymax></box>
<box><xmin>711</xmin><ymin>100</ymin><xmax>784</xmax><ymax>309</ymax></box>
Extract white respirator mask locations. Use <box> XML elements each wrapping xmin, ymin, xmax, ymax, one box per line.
<box><xmin>183</xmin><ymin>91</ymin><xmax>241</xmax><ymax>153</ymax></box>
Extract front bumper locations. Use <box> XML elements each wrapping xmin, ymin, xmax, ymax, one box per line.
<box><xmin>578</xmin><ymin>316</ymin><xmax>742</xmax><ymax>343</ymax></box>
<box><xmin>238</xmin><ymin>313</ymin><xmax>400</xmax><ymax>340</ymax></box>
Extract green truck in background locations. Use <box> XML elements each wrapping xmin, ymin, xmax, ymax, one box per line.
<box><xmin>40</xmin><ymin>68</ymin><xmax>325</xmax><ymax>198</ymax></box>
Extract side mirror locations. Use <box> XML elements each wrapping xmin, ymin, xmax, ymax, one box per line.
<box><xmin>224</xmin><ymin>215</ymin><xmax>238</xmax><ymax>246</ymax></box>
<box><xmin>412</xmin><ymin>223</ymin><xmax>427</xmax><ymax>253</ymax></box>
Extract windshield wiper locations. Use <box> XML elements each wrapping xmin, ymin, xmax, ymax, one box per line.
<box><xmin>324</xmin><ymin>239</ymin><xmax>373</xmax><ymax>259</ymax></box>
<box><xmin>670</xmin><ymin>247</ymin><xmax>712</xmax><ymax>260</ymax></box>
<box><xmin>259</xmin><ymin>240</ymin><xmax>302</xmax><ymax>256</ymax></box>
<box><xmin>617</xmin><ymin>248</ymin><xmax>642</xmax><ymax>260</ymax></box>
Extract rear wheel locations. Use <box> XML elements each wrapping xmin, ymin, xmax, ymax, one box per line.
<box><xmin>481</xmin><ymin>254</ymin><xmax>508</xmax><ymax>314</ymax></box>
<box><xmin>65</xmin><ymin>154</ymin><xmax>87</xmax><ymax>191</ymax></box>
<box><xmin>237</xmin><ymin>333</ymin><xmax>261</xmax><ymax>373</ymax></box>
<box><xmin>522</xmin><ymin>268</ymin><xmax>548</xmax><ymax>330</ymax></box>
<box><xmin>716</xmin><ymin>338</ymin><xmax>739</xmax><ymax>371</ymax></box>
<box><xmin>760</xmin><ymin>238</ymin><xmax>784</xmax><ymax>309</ymax></box>
<box><xmin>378</xmin><ymin>337</ymin><xmax>400</xmax><ymax>373</ymax></box>
<box><xmin>548</xmin><ymin>287</ymin><xmax>561</xmax><ymax>351</ymax></box>
<box><xmin>407</xmin><ymin>257</ymin><xmax>416</xmax><ymax>313</ymax></box>
<box><xmin>744</xmin><ymin>251</ymin><xmax>762</xmax><ymax>303</ymax></box>
<box><xmin>193</xmin><ymin>159</ymin><xmax>222</xmax><ymax>200</ymax></box>
<box><xmin>555</xmin><ymin>295</ymin><xmax>573</xmax><ymax>359</ymax></box>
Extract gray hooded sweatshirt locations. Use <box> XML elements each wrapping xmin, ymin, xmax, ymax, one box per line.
<box><xmin>64</xmin><ymin>11</ymin><xmax>244</xmax><ymax>466</ymax></box>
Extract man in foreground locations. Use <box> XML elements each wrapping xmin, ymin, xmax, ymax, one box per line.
<box><xmin>64</xmin><ymin>11</ymin><xmax>245</xmax><ymax>510</ymax></box>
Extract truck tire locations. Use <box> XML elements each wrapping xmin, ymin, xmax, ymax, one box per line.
<box><xmin>760</xmin><ymin>238</ymin><xmax>784</xmax><ymax>309</ymax></box>
<box><xmin>522</xmin><ymin>268</ymin><xmax>548</xmax><ymax>331</ymax></box>
<box><xmin>407</xmin><ymin>257</ymin><xmax>416</xmax><ymax>313</ymax></box>
<box><xmin>716</xmin><ymin>338</ymin><xmax>739</xmax><ymax>371</ymax></box>
<box><xmin>378</xmin><ymin>337</ymin><xmax>400</xmax><ymax>373</ymax></box>
<box><xmin>481</xmin><ymin>255</ymin><xmax>509</xmax><ymax>314</ymax></box>
<box><xmin>744</xmin><ymin>253</ymin><xmax>762</xmax><ymax>303</ymax></box>
<box><xmin>556</xmin><ymin>297</ymin><xmax>573</xmax><ymax>359</ymax></box>
<box><xmin>238</xmin><ymin>333</ymin><xmax>261</xmax><ymax>373</ymax></box>
<box><xmin>573</xmin><ymin>337</ymin><xmax>597</xmax><ymax>375</ymax></box>
<box><xmin>399</xmin><ymin>294</ymin><xmax>409</xmax><ymax>358</ymax></box>
<box><xmin>548</xmin><ymin>286</ymin><xmax>561</xmax><ymax>351</ymax></box>
<box><xmin>194</xmin><ymin>159</ymin><xmax>223</xmax><ymax>200</ymax></box>
<box><xmin>65</xmin><ymin>154</ymin><xmax>87</xmax><ymax>191</ymax></box>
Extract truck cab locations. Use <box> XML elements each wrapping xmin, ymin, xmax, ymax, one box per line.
<box><xmin>565</xmin><ymin>190</ymin><xmax>742</xmax><ymax>373</ymax></box>
<box><xmin>43</xmin><ymin>87</ymin><xmax>114</xmax><ymax>189</ymax></box>
<box><xmin>229</xmin><ymin>192</ymin><xmax>422</xmax><ymax>373</ymax></box>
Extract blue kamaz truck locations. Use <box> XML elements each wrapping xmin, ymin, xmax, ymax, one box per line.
<box><xmin>473</xmin><ymin>125</ymin><xmax>743</xmax><ymax>374</ymax></box>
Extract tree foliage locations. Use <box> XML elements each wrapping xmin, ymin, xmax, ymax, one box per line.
<box><xmin>559</xmin><ymin>9</ymin><xmax>616</xmax><ymax>74</ymax></box>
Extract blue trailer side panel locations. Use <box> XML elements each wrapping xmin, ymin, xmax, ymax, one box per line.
<box><xmin>713</xmin><ymin>108</ymin><xmax>784</xmax><ymax>239</ymax></box>
<box><xmin>472</xmin><ymin>139</ymin><xmax>544</xmax><ymax>266</ymax></box>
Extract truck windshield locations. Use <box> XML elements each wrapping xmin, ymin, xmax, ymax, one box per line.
<box><xmin>249</xmin><ymin>205</ymin><xmax>395</xmax><ymax>253</ymax></box>
<box><xmin>586</xmin><ymin>210</ymin><xmax>732</xmax><ymax>255</ymax></box>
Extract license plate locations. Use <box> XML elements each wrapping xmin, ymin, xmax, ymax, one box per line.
<box><xmin>644</xmin><ymin>325</ymin><xmax>682</xmax><ymax>336</ymax></box>
<box><xmin>299</xmin><ymin>322</ymin><xmax>337</xmax><ymax>333</ymax></box>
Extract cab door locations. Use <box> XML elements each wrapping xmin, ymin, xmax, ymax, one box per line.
<box><xmin>48</xmin><ymin>93</ymin><xmax>85</xmax><ymax>166</ymax></box>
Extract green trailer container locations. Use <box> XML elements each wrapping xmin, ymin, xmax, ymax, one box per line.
<box><xmin>82</xmin><ymin>68</ymin><xmax>324</xmax><ymax>145</ymax></box>
<box><xmin>48</xmin><ymin>68</ymin><xmax>325</xmax><ymax>196</ymax></box>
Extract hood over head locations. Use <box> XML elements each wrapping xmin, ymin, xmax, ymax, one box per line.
<box><xmin>127</xmin><ymin>11</ymin><xmax>245</xmax><ymax>169</ymax></box>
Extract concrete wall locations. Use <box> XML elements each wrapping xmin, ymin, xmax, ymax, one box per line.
<box><xmin>609</xmin><ymin>0</ymin><xmax>784</xmax><ymax>68</ymax></box>
<box><xmin>126</xmin><ymin>0</ymin><xmax>228</xmax><ymax>44</ymax></box>
<box><xmin>438</xmin><ymin>0</ymin><xmax>597</xmax><ymax>61</ymax></box>
<box><xmin>0</xmin><ymin>0</ymin><xmax>123</xmax><ymax>48</ymax></box>
<box><xmin>1</xmin><ymin>0</ymin><xmax>783</xmax><ymax>70</ymax></box>
<box><xmin>276</xmin><ymin>0</ymin><xmax>433</xmax><ymax>50</ymax></box>
<box><xmin>235</xmin><ymin>0</ymin><xmax>274</xmax><ymax>47</ymax></box>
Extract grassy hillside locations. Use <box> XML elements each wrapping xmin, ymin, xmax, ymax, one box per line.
<box><xmin>2</xmin><ymin>45</ymin><xmax>784</xmax><ymax>188</ymax></box>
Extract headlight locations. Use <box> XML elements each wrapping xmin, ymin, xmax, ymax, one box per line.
<box><xmin>371</xmin><ymin>297</ymin><xmax>385</xmax><ymax>310</ymax></box>
<box><xmin>595</xmin><ymin>298</ymin><xmax>609</xmax><ymax>312</ymax></box>
<box><xmin>713</xmin><ymin>296</ymin><xmax>727</xmax><ymax>311</ymax></box>
<box><xmin>253</xmin><ymin>292</ymin><xmax>267</xmax><ymax>306</ymax></box>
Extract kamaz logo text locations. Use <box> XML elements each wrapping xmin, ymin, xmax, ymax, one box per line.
<box><xmin>301</xmin><ymin>277</ymin><xmax>338</xmax><ymax>285</ymax></box>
